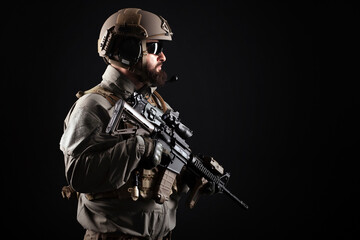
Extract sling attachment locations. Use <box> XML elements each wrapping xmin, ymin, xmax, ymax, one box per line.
<box><xmin>128</xmin><ymin>171</ymin><xmax>140</xmax><ymax>201</ymax></box>
<box><xmin>152</xmin><ymin>91</ymin><xmax>168</xmax><ymax>112</ymax></box>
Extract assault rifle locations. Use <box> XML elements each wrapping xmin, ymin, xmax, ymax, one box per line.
<box><xmin>106</xmin><ymin>93</ymin><xmax>248</xmax><ymax>210</ymax></box>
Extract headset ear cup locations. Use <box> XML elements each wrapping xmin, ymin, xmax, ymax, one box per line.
<box><xmin>117</xmin><ymin>38</ymin><xmax>142</xmax><ymax>67</ymax></box>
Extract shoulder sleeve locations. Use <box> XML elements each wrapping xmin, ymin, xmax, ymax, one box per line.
<box><xmin>60</xmin><ymin>94</ymin><xmax>146</xmax><ymax>193</ymax></box>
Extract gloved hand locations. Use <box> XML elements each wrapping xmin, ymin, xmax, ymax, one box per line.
<box><xmin>201</xmin><ymin>181</ymin><xmax>217</xmax><ymax>195</ymax></box>
<box><xmin>142</xmin><ymin>136</ymin><xmax>164</xmax><ymax>169</ymax></box>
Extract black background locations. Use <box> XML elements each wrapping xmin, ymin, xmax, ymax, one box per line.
<box><xmin>3</xmin><ymin>1</ymin><xmax>359</xmax><ymax>239</ymax></box>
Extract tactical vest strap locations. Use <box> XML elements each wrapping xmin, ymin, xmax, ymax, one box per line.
<box><xmin>76</xmin><ymin>85</ymin><xmax>166</xmax><ymax>111</ymax></box>
<box><xmin>76</xmin><ymin>85</ymin><xmax>120</xmax><ymax>106</ymax></box>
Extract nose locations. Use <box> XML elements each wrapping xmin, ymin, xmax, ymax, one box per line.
<box><xmin>157</xmin><ymin>52</ymin><xmax>166</xmax><ymax>62</ymax></box>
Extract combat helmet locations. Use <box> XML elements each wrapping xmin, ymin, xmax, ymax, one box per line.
<box><xmin>98</xmin><ymin>8</ymin><xmax>173</xmax><ymax>70</ymax></box>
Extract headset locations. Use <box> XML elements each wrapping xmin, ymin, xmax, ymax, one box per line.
<box><xmin>115</xmin><ymin>37</ymin><xmax>142</xmax><ymax>67</ymax></box>
<box><xmin>99</xmin><ymin>27</ymin><xmax>165</xmax><ymax>69</ymax></box>
<box><xmin>99</xmin><ymin>27</ymin><xmax>142</xmax><ymax>68</ymax></box>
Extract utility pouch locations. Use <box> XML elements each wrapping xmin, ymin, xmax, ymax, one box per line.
<box><xmin>139</xmin><ymin>168</ymin><xmax>158</xmax><ymax>199</ymax></box>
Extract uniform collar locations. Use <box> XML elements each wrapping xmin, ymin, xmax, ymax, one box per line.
<box><xmin>100</xmin><ymin>65</ymin><xmax>156</xmax><ymax>100</ymax></box>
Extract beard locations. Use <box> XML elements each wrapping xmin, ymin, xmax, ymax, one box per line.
<box><xmin>143</xmin><ymin>63</ymin><xmax>167</xmax><ymax>87</ymax></box>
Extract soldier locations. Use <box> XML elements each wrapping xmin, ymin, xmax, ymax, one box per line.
<box><xmin>60</xmin><ymin>8</ymin><xmax>195</xmax><ymax>240</ymax></box>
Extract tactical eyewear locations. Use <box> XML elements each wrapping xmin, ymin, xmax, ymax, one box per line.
<box><xmin>146</xmin><ymin>41</ymin><xmax>164</xmax><ymax>55</ymax></box>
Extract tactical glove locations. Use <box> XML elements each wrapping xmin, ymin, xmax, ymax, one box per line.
<box><xmin>142</xmin><ymin>136</ymin><xmax>164</xmax><ymax>169</ymax></box>
<box><xmin>201</xmin><ymin>181</ymin><xmax>217</xmax><ymax>195</ymax></box>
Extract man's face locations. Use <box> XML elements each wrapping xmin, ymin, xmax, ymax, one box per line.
<box><xmin>142</xmin><ymin>40</ymin><xmax>168</xmax><ymax>87</ymax></box>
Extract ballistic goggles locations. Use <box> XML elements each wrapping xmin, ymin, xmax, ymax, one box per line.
<box><xmin>146</xmin><ymin>41</ymin><xmax>164</xmax><ymax>55</ymax></box>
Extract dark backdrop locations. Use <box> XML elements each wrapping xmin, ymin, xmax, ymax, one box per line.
<box><xmin>3</xmin><ymin>1</ymin><xmax>359</xmax><ymax>239</ymax></box>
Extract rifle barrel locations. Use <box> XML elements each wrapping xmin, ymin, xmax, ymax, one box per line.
<box><xmin>222</xmin><ymin>186</ymin><xmax>249</xmax><ymax>210</ymax></box>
